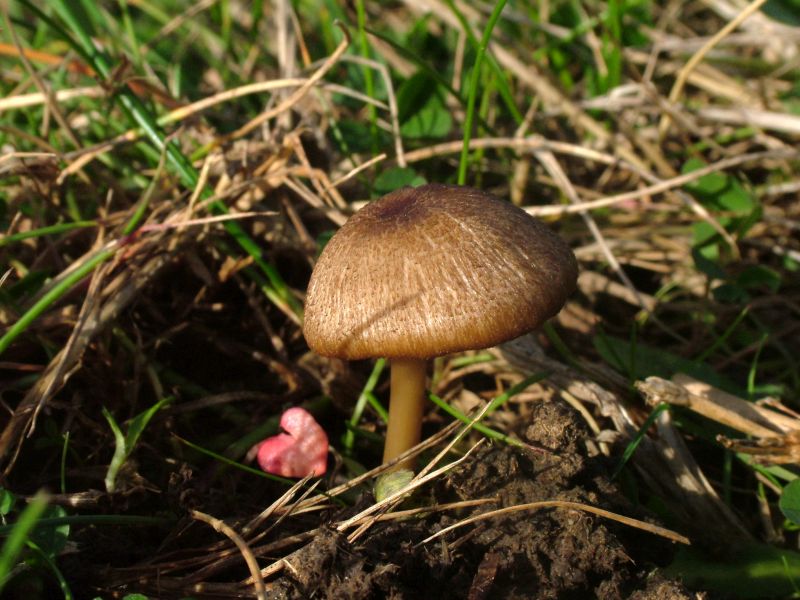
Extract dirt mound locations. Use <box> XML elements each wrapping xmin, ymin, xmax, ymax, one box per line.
<box><xmin>266</xmin><ymin>400</ymin><xmax>691</xmax><ymax>599</ymax></box>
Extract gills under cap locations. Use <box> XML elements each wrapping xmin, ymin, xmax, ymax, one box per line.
<box><xmin>303</xmin><ymin>183</ymin><xmax>578</xmax><ymax>360</ymax></box>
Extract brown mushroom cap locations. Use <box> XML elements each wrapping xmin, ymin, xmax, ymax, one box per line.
<box><xmin>303</xmin><ymin>183</ymin><xmax>577</xmax><ymax>360</ymax></box>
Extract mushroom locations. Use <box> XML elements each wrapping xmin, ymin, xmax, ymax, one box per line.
<box><xmin>303</xmin><ymin>183</ymin><xmax>577</xmax><ymax>468</ymax></box>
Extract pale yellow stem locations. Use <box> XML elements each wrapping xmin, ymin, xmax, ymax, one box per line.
<box><xmin>382</xmin><ymin>358</ymin><xmax>427</xmax><ymax>468</ymax></box>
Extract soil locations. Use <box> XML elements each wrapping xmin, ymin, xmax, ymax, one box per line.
<box><xmin>260</xmin><ymin>399</ymin><xmax>692</xmax><ymax>600</ymax></box>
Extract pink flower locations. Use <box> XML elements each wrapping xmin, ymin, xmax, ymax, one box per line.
<box><xmin>256</xmin><ymin>408</ymin><xmax>328</xmax><ymax>478</ymax></box>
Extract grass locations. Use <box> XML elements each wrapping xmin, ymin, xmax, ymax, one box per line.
<box><xmin>0</xmin><ymin>0</ymin><xmax>799</xmax><ymax>597</ymax></box>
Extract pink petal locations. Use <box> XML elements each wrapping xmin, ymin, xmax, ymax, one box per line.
<box><xmin>256</xmin><ymin>408</ymin><xmax>328</xmax><ymax>478</ymax></box>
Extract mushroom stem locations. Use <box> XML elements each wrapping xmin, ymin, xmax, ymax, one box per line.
<box><xmin>383</xmin><ymin>357</ymin><xmax>427</xmax><ymax>468</ymax></box>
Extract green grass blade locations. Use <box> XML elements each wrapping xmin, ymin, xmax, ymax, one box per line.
<box><xmin>365</xmin><ymin>391</ymin><xmax>389</xmax><ymax>422</ymax></box>
<box><xmin>343</xmin><ymin>358</ymin><xmax>387</xmax><ymax>452</ymax></box>
<box><xmin>0</xmin><ymin>247</ymin><xmax>114</xmax><ymax>358</ymax></box>
<box><xmin>102</xmin><ymin>408</ymin><xmax>127</xmax><ymax>494</ymax></box>
<box><xmin>0</xmin><ymin>150</ymin><xmax>169</xmax><ymax>359</ymax></box>
<box><xmin>102</xmin><ymin>397</ymin><xmax>171</xmax><ymax>493</ymax></box>
<box><xmin>0</xmin><ymin>514</ymin><xmax>170</xmax><ymax>536</ymax></box>
<box><xmin>747</xmin><ymin>333</ymin><xmax>769</xmax><ymax>399</ymax></box>
<box><xmin>363</xmin><ymin>26</ymin><xmax>497</xmax><ymax>138</ymax></box>
<box><xmin>23</xmin><ymin>541</ymin><xmax>73</xmax><ymax>600</ymax></box>
<box><xmin>695</xmin><ymin>305</ymin><xmax>750</xmax><ymax>363</ymax></box>
<box><xmin>0</xmin><ymin>222</ymin><xmax>97</xmax><ymax>248</ymax></box>
<box><xmin>59</xmin><ymin>432</ymin><xmax>70</xmax><ymax>495</ymax></box>
<box><xmin>487</xmin><ymin>372</ymin><xmax>547</xmax><ymax>413</ymax></box>
<box><xmin>123</xmin><ymin>396</ymin><xmax>172</xmax><ymax>451</ymax></box>
<box><xmin>173</xmin><ymin>434</ymin><xmax>295</xmax><ymax>486</ymax></box>
<box><xmin>355</xmin><ymin>0</ymin><xmax>379</xmax><ymax>155</ymax></box>
<box><xmin>427</xmin><ymin>372</ymin><xmax>546</xmax><ymax>447</ymax></box>
<box><xmin>457</xmin><ymin>0</ymin><xmax>508</xmax><ymax>185</ymax></box>
<box><xmin>122</xmin><ymin>150</ymin><xmax>167</xmax><ymax>236</ymax></box>
<box><xmin>40</xmin><ymin>0</ymin><xmax>301</xmax><ymax>319</ymax></box>
<box><xmin>611</xmin><ymin>402</ymin><xmax>671</xmax><ymax>480</ymax></box>
<box><xmin>444</xmin><ymin>0</ymin><xmax>523</xmax><ymax>125</ymax></box>
<box><xmin>0</xmin><ymin>490</ymin><xmax>49</xmax><ymax>594</ymax></box>
<box><xmin>428</xmin><ymin>392</ymin><xmax>524</xmax><ymax>447</ymax></box>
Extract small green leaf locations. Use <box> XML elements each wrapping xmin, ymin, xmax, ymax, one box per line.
<box><xmin>781</xmin><ymin>479</ymin><xmax>800</xmax><ymax>524</ymax></box>
<box><xmin>732</xmin><ymin>203</ymin><xmax>763</xmax><ymax>238</ymax></box>
<box><xmin>374</xmin><ymin>469</ymin><xmax>414</xmax><ymax>502</ymax></box>
<box><xmin>666</xmin><ymin>542</ymin><xmax>800</xmax><ymax>598</ymax></box>
<box><xmin>783</xmin><ymin>254</ymin><xmax>799</xmax><ymax>272</ymax></box>
<box><xmin>682</xmin><ymin>157</ymin><xmax>706</xmax><ymax>174</ymax></box>
<box><xmin>401</xmin><ymin>94</ymin><xmax>452</xmax><ymax>139</ymax></box>
<box><xmin>736</xmin><ymin>265</ymin><xmax>781</xmax><ymax>292</ymax></box>
<box><xmin>373</xmin><ymin>167</ymin><xmax>426</xmax><ymax>195</ymax></box>
<box><xmin>335</xmin><ymin>120</ymin><xmax>377</xmax><ymax>154</ymax></box>
<box><xmin>691</xmin><ymin>247</ymin><xmax>726</xmax><ymax>279</ymax></box>
<box><xmin>103</xmin><ymin>397</ymin><xmax>172</xmax><ymax>493</ymax></box>
<box><xmin>125</xmin><ymin>396</ymin><xmax>172</xmax><ymax>451</ymax></box>
<box><xmin>692</xmin><ymin>221</ymin><xmax>722</xmax><ymax>250</ymax></box>
<box><xmin>763</xmin><ymin>0</ymin><xmax>800</xmax><ymax>25</ymax></box>
<box><xmin>396</xmin><ymin>72</ymin><xmax>439</xmax><ymax>122</ymax></box>
<box><xmin>739</xmin><ymin>453</ymin><xmax>797</xmax><ymax>483</ymax></box>
<box><xmin>751</xmin><ymin>383</ymin><xmax>786</xmax><ymax>397</ymax></box>
<box><xmin>0</xmin><ymin>490</ymin><xmax>16</xmax><ymax>517</ymax></box>
<box><xmin>682</xmin><ymin>159</ymin><xmax>756</xmax><ymax>216</ymax></box>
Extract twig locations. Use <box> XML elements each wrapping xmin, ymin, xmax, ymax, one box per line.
<box><xmin>340</xmin><ymin>54</ymin><xmax>406</xmax><ymax>167</ymax></box>
<box><xmin>697</xmin><ymin>106</ymin><xmax>800</xmax><ymax>135</ymax></box>
<box><xmin>635</xmin><ymin>374</ymin><xmax>795</xmax><ymax>438</ymax></box>
<box><xmin>401</xmin><ymin>138</ymin><xmax>796</xmax><ymax>217</ymax></box>
<box><xmin>419</xmin><ymin>500</ymin><xmax>690</xmax><ymax>545</ymax></box>
<box><xmin>0</xmin><ymin>4</ymin><xmax>80</xmax><ymax>150</ymax></box>
<box><xmin>658</xmin><ymin>0</ymin><xmax>770</xmax><ymax>137</ymax></box>
<box><xmin>227</xmin><ymin>34</ymin><xmax>350</xmax><ymax>141</ymax></box>
<box><xmin>279</xmin><ymin>420</ymin><xmax>464</xmax><ymax>515</ymax></box>
<box><xmin>339</xmin><ymin>440</ymin><xmax>485</xmax><ymax>542</ymax></box>
<box><xmin>0</xmin><ymin>86</ymin><xmax>105</xmax><ymax>113</ymax></box>
<box><xmin>191</xmin><ymin>510</ymin><xmax>266</xmax><ymax>600</ymax></box>
<box><xmin>328</xmin><ymin>153</ymin><xmax>387</xmax><ymax>189</ymax></box>
<box><xmin>532</xmin><ymin>145</ymin><xmax>650</xmax><ymax>315</ymax></box>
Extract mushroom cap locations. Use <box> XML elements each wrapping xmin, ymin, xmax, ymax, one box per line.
<box><xmin>303</xmin><ymin>183</ymin><xmax>578</xmax><ymax>360</ymax></box>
